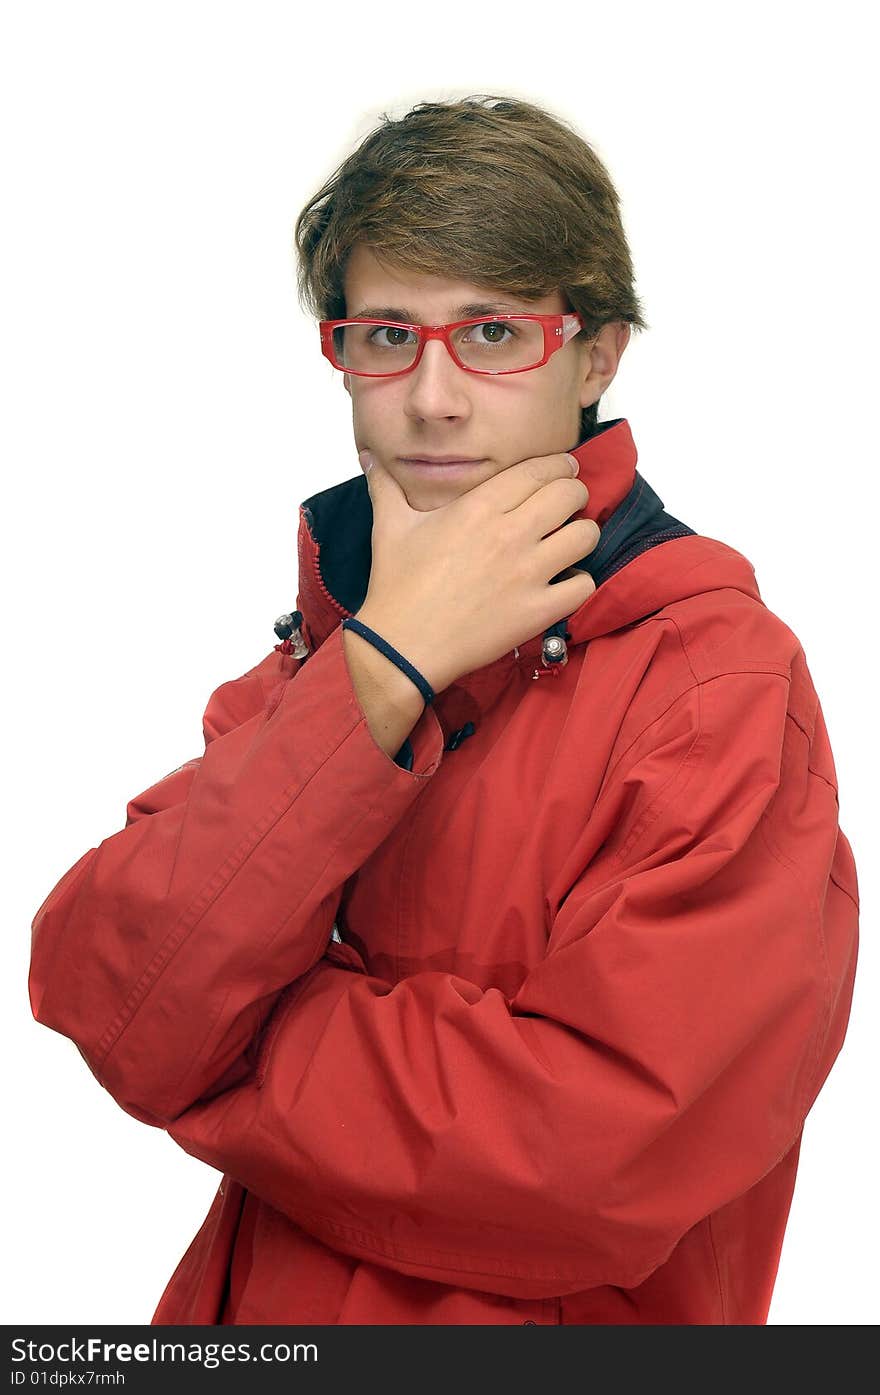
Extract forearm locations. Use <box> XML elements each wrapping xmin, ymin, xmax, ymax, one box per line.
<box><xmin>342</xmin><ymin>616</ymin><xmax>428</xmax><ymax>759</ymax></box>
<box><xmin>29</xmin><ymin>627</ymin><xmax>444</xmax><ymax>1122</ymax></box>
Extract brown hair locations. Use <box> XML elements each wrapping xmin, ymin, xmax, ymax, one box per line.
<box><xmin>293</xmin><ymin>94</ymin><xmax>649</xmax><ymax>441</ymax></box>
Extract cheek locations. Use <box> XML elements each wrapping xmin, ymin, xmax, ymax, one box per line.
<box><xmin>347</xmin><ymin>385</ymin><xmax>401</xmax><ymax>426</ymax></box>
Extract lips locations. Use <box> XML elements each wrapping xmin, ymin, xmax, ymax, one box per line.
<box><xmin>400</xmin><ymin>457</ymin><xmax>486</xmax><ymax>466</ymax></box>
<box><xmin>400</xmin><ymin>457</ymin><xmax>488</xmax><ymax>478</ymax></box>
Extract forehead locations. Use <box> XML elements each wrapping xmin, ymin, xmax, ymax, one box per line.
<box><xmin>342</xmin><ymin>242</ymin><xmax>567</xmax><ymax>318</ymax></box>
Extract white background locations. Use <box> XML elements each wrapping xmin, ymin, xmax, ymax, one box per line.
<box><xmin>3</xmin><ymin>0</ymin><xmax>876</xmax><ymax>1326</ymax></box>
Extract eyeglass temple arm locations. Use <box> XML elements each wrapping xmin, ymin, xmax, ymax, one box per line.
<box><xmin>562</xmin><ymin>313</ymin><xmax>604</xmax><ymax>346</ymax></box>
<box><xmin>561</xmin><ymin>313</ymin><xmax>584</xmax><ymax>344</ymax></box>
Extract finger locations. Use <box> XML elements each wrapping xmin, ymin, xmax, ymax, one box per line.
<box><xmin>519</xmin><ymin>476</ymin><xmax>591</xmax><ymax>539</ymax></box>
<box><xmin>480</xmin><ymin>452</ymin><xmax>586</xmax><ymax>513</ymax></box>
<box><xmin>537</xmin><ymin>517</ymin><xmax>601</xmax><ymax>578</ymax></box>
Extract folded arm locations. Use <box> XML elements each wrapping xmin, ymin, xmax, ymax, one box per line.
<box><xmin>29</xmin><ymin>625</ymin><xmax>444</xmax><ymax>1123</ymax></box>
<box><xmin>161</xmin><ymin>669</ymin><xmax>859</xmax><ymax>1297</ymax></box>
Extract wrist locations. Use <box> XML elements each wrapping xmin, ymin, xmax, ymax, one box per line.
<box><xmin>342</xmin><ymin>620</ymin><xmax>429</xmax><ymax>715</ymax></box>
<box><xmin>351</xmin><ymin>607</ymin><xmax>449</xmax><ymax>699</ymax></box>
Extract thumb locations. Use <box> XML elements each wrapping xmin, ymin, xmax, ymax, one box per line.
<box><xmin>358</xmin><ymin>450</ymin><xmax>410</xmax><ymax>511</ymax></box>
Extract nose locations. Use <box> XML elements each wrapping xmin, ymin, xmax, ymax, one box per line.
<box><xmin>403</xmin><ymin>337</ymin><xmax>471</xmax><ymax>420</ymax></box>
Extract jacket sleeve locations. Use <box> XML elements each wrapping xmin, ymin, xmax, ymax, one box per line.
<box><xmin>28</xmin><ymin>624</ymin><xmax>445</xmax><ymax>1125</ymax></box>
<box><xmin>159</xmin><ymin>666</ymin><xmax>859</xmax><ymax>1299</ymax></box>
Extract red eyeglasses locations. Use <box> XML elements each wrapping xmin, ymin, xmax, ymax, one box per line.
<box><xmin>319</xmin><ymin>312</ymin><xmax>587</xmax><ymax>377</ymax></box>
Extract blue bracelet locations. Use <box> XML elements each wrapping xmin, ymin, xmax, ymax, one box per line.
<box><xmin>341</xmin><ymin>617</ymin><xmax>435</xmax><ymax>706</ymax></box>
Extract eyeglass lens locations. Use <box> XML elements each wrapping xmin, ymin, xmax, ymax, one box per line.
<box><xmin>332</xmin><ymin>319</ymin><xmax>547</xmax><ymax>374</ymax></box>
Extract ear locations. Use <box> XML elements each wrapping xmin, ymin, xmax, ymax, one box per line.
<box><xmin>579</xmin><ymin>322</ymin><xmax>631</xmax><ymax>408</ymax></box>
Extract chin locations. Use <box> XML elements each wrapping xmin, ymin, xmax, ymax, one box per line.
<box><xmin>410</xmin><ymin>479</ymin><xmax>477</xmax><ymax>511</ymax></box>
<box><xmin>405</xmin><ymin>491</ymin><xmax>454</xmax><ymax>513</ymax></box>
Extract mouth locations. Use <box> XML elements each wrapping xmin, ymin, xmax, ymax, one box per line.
<box><xmin>399</xmin><ymin>456</ymin><xmax>488</xmax><ymax>476</ymax></box>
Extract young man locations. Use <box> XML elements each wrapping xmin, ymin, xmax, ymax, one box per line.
<box><xmin>29</xmin><ymin>95</ymin><xmax>859</xmax><ymax>1325</ymax></box>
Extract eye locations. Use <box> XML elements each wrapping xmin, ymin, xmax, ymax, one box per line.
<box><xmin>367</xmin><ymin>325</ymin><xmax>417</xmax><ymax>347</ymax></box>
<box><xmin>469</xmin><ymin>320</ymin><xmax>515</xmax><ymax>343</ymax></box>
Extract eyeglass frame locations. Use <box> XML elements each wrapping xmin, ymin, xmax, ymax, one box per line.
<box><xmin>319</xmin><ymin>311</ymin><xmax>590</xmax><ymax>378</ymax></box>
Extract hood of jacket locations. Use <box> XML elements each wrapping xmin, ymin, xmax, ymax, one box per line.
<box><xmin>290</xmin><ymin>419</ymin><xmax>764</xmax><ymax>679</ymax></box>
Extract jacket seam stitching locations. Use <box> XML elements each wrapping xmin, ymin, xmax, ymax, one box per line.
<box><xmin>594</xmin><ymin>475</ymin><xmax>646</xmax><ymax>553</ymax></box>
<box><xmin>781</xmin><ymin>713</ymin><xmax>838</xmax><ymax>796</ymax></box>
<box><xmin>664</xmin><ymin>607</ymin><xmax>780</xmax><ymax>685</ymax></box>
<box><xmin>828</xmin><ymin>869</ymin><xmax>859</xmax><ymax>911</ymax></box>
<box><xmin>610</xmin><ymin>680</ymin><xmax>708</xmax><ymax>866</ymax></box>
<box><xmin>786</xmin><ymin>708</ymin><xmax>816</xmax><ymax>745</ymax></box>
<box><xmin>806</xmin><ymin>765</ymin><xmax>838</xmax><ymax>797</ymax></box>
<box><xmin>600</xmin><ymin>667</ymin><xmax>791</xmax><ymax>797</ymax></box>
<box><xmin>597</xmin><ymin>526</ymin><xmax>695</xmax><ymax>584</ymax></box>
<box><xmin>285</xmin><ymin>1208</ymin><xmax>664</xmax><ymax>1288</ymax></box>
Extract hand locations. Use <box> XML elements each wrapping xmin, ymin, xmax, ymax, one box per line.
<box><xmin>355</xmin><ymin>450</ymin><xmax>600</xmax><ymax>695</ymax></box>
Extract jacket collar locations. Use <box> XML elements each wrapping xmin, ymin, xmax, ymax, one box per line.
<box><xmin>570</xmin><ymin>415</ymin><xmax>638</xmax><ymax>526</ymax></box>
<box><xmin>291</xmin><ymin>417</ymin><xmax>760</xmax><ymax>677</ymax></box>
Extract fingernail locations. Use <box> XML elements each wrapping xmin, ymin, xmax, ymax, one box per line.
<box><xmin>567</xmin><ymin>454</ymin><xmax>580</xmax><ymax>475</ymax></box>
<box><xmin>358</xmin><ymin>449</ymin><xmax>374</xmax><ymax>472</ymax></box>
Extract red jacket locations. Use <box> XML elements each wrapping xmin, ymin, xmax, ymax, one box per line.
<box><xmin>29</xmin><ymin>418</ymin><xmax>859</xmax><ymax>1325</ymax></box>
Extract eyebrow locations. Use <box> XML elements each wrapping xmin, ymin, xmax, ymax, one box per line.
<box><xmin>349</xmin><ymin>301</ymin><xmax>530</xmax><ymax>322</ymax></box>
